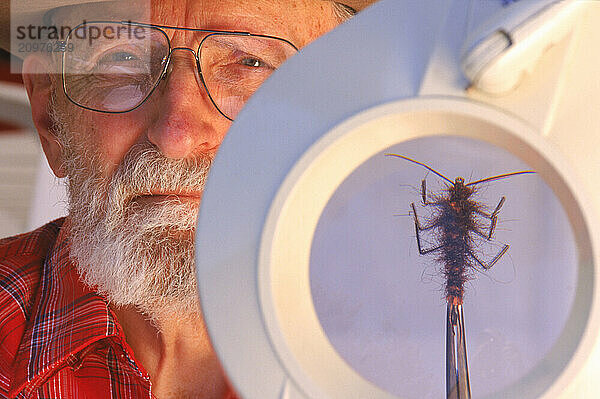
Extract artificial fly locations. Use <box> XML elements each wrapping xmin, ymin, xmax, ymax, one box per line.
<box><xmin>386</xmin><ymin>153</ymin><xmax>535</xmax><ymax>305</ymax></box>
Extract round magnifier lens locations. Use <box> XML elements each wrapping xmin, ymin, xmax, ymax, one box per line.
<box><xmin>311</xmin><ymin>135</ymin><xmax>576</xmax><ymax>399</ymax></box>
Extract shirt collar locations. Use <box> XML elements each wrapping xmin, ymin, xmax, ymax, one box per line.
<box><xmin>10</xmin><ymin>218</ymin><xmax>127</xmax><ymax>394</ymax></box>
<box><xmin>9</xmin><ymin>219</ymin><xmax>237</xmax><ymax>399</ymax></box>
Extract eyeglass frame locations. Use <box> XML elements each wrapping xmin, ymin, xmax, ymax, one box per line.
<box><xmin>60</xmin><ymin>20</ymin><xmax>299</xmax><ymax>121</ymax></box>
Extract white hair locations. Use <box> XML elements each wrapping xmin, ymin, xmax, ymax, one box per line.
<box><xmin>332</xmin><ymin>2</ymin><xmax>357</xmax><ymax>21</ymax></box>
<box><xmin>50</xmin><ymin>100</ymin><xmax>211</xmax><ymax>326</ymax></box>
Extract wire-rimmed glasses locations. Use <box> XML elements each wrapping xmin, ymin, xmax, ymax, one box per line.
<box><xmin>61</xmin><ymin>21</ymin><xmax>299</xmax><ymax>120</ymax></box>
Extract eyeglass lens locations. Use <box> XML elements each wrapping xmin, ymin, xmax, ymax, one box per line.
<box><xmin>63</xmin><ymin>22</ymin><xmax>297</xmax><ymax>119</ymax></box>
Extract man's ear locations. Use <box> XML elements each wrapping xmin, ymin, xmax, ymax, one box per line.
<box><xmin>22</xmin><ymin>55</ymin><xmax>66</xmax><ymax>178</ymax></box>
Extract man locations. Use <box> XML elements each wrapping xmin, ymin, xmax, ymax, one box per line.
<box><xmin>0</xmin><ymin>0</ymin><xmax>376</xmax><ymax>398</ymax></box>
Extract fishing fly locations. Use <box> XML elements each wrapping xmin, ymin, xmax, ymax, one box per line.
<box><xmin>386</xmin><ymin>153</ymin><xmax>535</xmax><ymax>304</ymax></box>
<box><xmin>387</xmin><ymin>153</ymin><xmax>534</xmax><ymax>398</ymax></box>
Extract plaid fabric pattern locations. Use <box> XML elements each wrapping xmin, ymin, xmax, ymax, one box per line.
<box><xmin>0</xmin><ymin>219</ymin><xmax>239</xmax><ymax>399</ymax></box>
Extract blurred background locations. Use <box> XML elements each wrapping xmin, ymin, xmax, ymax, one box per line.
<box><xmin>0</xmin><ymin>49</ymin><xmax>67</xmax><ymax>238</ymax></box>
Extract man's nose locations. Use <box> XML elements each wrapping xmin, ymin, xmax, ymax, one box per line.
<box><xmin>145</xmin><ymin>49</ymin><xmax>231</xmax><ymax>159</ymax></box>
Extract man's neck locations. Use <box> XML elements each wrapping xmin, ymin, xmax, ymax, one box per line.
<box><xmin>111</xmin><ymin>305</ymin><xmax>230</xmax><ymax>399</ymax></box>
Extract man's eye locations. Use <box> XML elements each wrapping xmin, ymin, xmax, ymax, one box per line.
<box><xmin>105</xmin><ymin>51</ymin><xmax>139</xmax><ymax>62</ymax></box>
<box><xmin>94</xmin><ymin>51</ymin><xmax>140</xmax><ymax>66</ymax></box>
<box><xmin>239</xmin><ymin>57</ymin><xmax>267</xmax><ymax>68</ymax></box>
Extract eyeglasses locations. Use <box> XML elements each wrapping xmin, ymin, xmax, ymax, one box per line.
<box><xmin>61</xmin><ymin>21</ymin><xmax>298</xmax><ymax>120</ymax></box>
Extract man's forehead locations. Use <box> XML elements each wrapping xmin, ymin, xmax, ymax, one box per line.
<box><xmin>51</xmin><ymin>0</ymin><xmax>338</xmax><ymax>38</ymax></box>
<box><xmin>50</xmin><ymin>1</ymin><xmax>148</xmax><ymax>26</ymax></box>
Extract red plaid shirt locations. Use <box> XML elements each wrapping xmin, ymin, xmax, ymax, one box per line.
<box><xmin>0</xmin><ymin>219</ymin><xmax>238</xmax><ymax>399</ymax></box>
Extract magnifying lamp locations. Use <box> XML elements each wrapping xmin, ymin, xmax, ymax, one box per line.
<box><xmin>195</xmin><ymin>1</ymin><xmax>600</xmax><ymax>398</ymax></box>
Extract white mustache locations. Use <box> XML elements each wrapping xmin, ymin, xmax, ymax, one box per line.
<box><xmin>107</xmin><ymin>143</ymin><xmax>213</xmax><ymax>207</ymax></box>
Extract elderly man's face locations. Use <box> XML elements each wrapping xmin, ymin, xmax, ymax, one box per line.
<box><xmin>34</xmin><ymin>0</ymin><xmax>341</xmax><ymax>322</ymax></box>
<box><xmin>55</xmin><ymin>0</ymin><xmax>340</xmax><ymax>183</ymax></box>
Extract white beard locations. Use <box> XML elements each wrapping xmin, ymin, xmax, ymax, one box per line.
<box><xmin>51</xmin><ymin>105</ymin><xmax>212</xmax><ymax>323</ymax></box>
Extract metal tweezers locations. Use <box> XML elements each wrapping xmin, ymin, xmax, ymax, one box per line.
<box><xmin>446</xmin><ymin>303</ymin><xmax>471</xmax><ymax>399</ymax></box>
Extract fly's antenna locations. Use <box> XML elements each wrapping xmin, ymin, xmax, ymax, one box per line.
<box><xmin>466</xmin><ymin>170</ymin><xmax>536</xmax><ymax>186</ymax></box>
<box><xmin>385</xmin><ymin>154</ymin><xmax>454</xmax><ymax>185</ymax></box>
